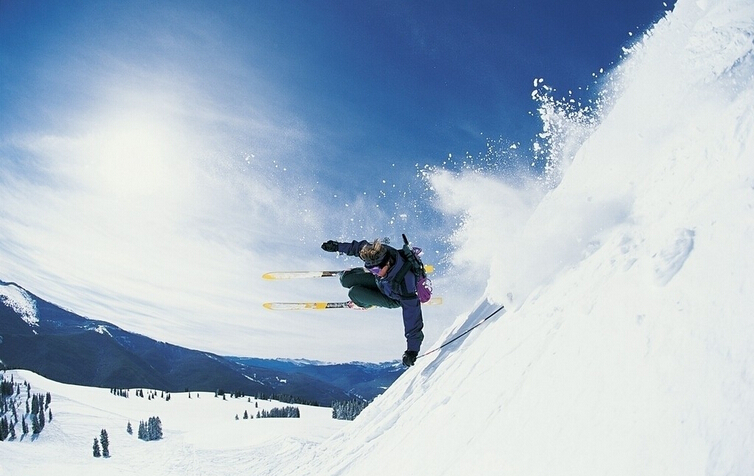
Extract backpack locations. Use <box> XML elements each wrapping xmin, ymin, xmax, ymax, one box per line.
<box><xmin>393</xmin><ymin>234</ymin><xmax>433</xmax><ymax>303</ymax></box>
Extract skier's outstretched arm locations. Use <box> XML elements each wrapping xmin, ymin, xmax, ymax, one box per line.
<box><xmin>321</xmin><ymin>240</ymin><xmax>368</xmax><ymax>257</ymax></box>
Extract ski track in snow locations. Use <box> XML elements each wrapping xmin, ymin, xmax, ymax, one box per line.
<box><xmin>652</xmin><ymin>228</ymin><xmax>695</xmax><ymax>286</ymax></box>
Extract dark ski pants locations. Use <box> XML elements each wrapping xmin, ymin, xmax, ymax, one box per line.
<box><xmin>340</xmin><ymin>269</ymin><xmax>400</xmax><ymax>309</ymax></box>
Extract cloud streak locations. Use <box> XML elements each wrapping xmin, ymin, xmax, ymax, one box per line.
<box><xmin>0</xmin><ymin>8</ymin><xmax>364</xmax><ymax>358</ymax></box>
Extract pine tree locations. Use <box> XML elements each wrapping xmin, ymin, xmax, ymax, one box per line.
<box><xmin>0</xmin><ymin>378</ymin><xmax>13</xmax><ymax>397</ymax></box>
<box><xmin>138</xmin><ymin>416</ymin><xmax>163</xmax><ymax>441</ymax></box>
<box><xmin>38</xmin><ymin>407</ymin><xmax>45</xmax><ymax>431</ymax></box>
<box><xmin>256</xmin><ymin>406</ymin><xmax>301</xmax><ymax>419</ymax></box>
<box><xmin>127</xmin><ymin>421</ymin><xmax>133</xmax><ymax>435</ymax></box>
<box><xmin>31</xmin><ymin>413</ymin><xmax>40</xmax><ymax>434</ymax></box>
<box><xmin>0</xmin><ymin>417</ymin><xmax>8</xmax><ymax>441</ymax></box>
<box><xmin>332</xmin><ymin>399</ymin><xmax>369</xmax><ymax>421</ymax></box>
<box><xmin>149</xmin><ymin>416</ymin><xmax>163</xmax><ymax>440</ymax></box>
<box><xmin>93</xmin><ymin>438</ymin><xmax>101</xmax><ymax>457</ymax></box>
<box><xmin>100</xmin><ymin>429</ymin><xmax>110</xmax><ymax>457</ymax></box>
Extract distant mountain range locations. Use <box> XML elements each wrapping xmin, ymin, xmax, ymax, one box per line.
<box><xmin>0</xmin><ymin>280</ymin><xmax>404</xmax><ymax>405</ymax></box>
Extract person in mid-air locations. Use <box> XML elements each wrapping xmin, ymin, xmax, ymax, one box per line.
<box><xmin>321</xmin><ymin>238</ymin><xmax>423</xmax><ymax>366</ymax></box>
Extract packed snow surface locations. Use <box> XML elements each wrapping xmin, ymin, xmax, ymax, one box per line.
<box><xmin>0</xmin><ymin>370</ymin><xmax>346</xmax><ymax>475</ymax></box>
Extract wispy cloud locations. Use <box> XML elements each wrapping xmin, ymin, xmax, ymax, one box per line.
<box><xmin>0</xmin><ymin>2</ymin><xmax>482</xmax><ymax>362</ymax></box>
<box><xmin>0</xmin><ymin>10</ymin><xmax>363</xmax><ymax>358</ymax></box>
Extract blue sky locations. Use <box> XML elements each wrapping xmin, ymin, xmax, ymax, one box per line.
<box><xmin>0</xmin><ymin>0</ymin><xmax>674</xmax><ymax>361</ymax></box>
<box><xmin>1</xmin><ymin>0</ymin><xmax>672</xmax><ymax>174</ymax></box>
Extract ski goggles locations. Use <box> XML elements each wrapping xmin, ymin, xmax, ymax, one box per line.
<box><xmin>366</xmin><ymin>256</ymin><xmax>390</xmax><ymax>275</ymax></box>
<box><xmin>366</xmin><ymin>265</ymin><xmax>383</xmax><ymax>275</ymax></box>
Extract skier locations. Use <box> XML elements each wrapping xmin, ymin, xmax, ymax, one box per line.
<box><xmin>321</xmin><ymin>238</ymin><xmax>423</xmax><ymax>366</ymax></box>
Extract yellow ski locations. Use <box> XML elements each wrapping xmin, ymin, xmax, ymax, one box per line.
<box><xmin>263</xmin><ymin>297</ymin><xmax>443</xmax><ymax>310</ymax></box>
<box><xmin>263</xmin><ymin>265</ymin><xmax>434</xmax><ymax>280</ymax></box>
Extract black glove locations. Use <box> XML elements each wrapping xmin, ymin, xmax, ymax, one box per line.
<box><xmin>321</xmin><ymin>240</ymin><xmax>338</xmax><ymax>252</ymax></box>
<box><xmin>402</xmin><ymin>350</ymin><xmax>418</xmax><ymax>367</ymax></box>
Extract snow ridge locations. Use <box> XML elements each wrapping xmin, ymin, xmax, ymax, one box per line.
<box><xmin>0</xmin><ymin>282</ymin><xmax>39</xmax><ymax>327</ymax></box>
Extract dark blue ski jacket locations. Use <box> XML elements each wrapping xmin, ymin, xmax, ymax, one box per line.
<box><xmin>337</xmin><ymin>240</ymin><xmax>424</xmax><ymax>353</ymax></box>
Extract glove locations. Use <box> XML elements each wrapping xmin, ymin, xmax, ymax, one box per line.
<box><xmin>402</xmin><ymin>350</ymin><xmax>418</xmax><ymax>367</ymax></box>
<box><xmin>321</xmin><ymin>240</ymin><xmax>338</xmax><ymax>252</ymax></box>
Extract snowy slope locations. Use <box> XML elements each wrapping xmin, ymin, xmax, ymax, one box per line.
<box><xmin>278</xmin><ymin>0</ymin><xmax>754</xmax><ymax>475</ymax></box>
<box><xmin>0</xmin><ymin>369</ymin><xmax>346</xmax><ymax>475</ymax></box>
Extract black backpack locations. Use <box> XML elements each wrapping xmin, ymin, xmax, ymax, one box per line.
<box><xmin>392</xmin><ymin>234</ymin><xmax>433</xmax><ymax>303</ymax></box>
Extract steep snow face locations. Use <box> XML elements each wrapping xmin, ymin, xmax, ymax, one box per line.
<box><xmin>0</xmin><ymin>282</ymin><xmax>39</xmax><ymax>327</ymax></box>
<box><xmin>284</xmin><ymin>1</ymin><xmax>754</xmax><ymax>475</ymax></box>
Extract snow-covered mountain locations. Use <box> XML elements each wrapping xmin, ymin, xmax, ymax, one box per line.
<box><xmin>0</xmin><ymin>279</ymin><xmax>401</xmax><ymax>405</ymax></box>
<box><xmin>2</xmin><ymin>0</ymin><xmax>753</xmax><ymax>474</ymax></box>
